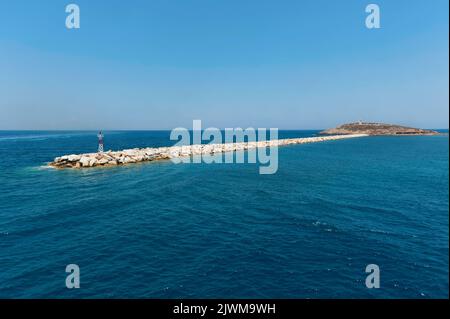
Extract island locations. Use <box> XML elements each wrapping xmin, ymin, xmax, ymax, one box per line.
<box><xmin>320</xmin><ymin>122</ymin><xmax>439</xmax><ymax>136</ymax></box>
<box><xmin>48</xmin><ymin>122</ymin><xmax>441</xmax><ymax>169</ymax></box>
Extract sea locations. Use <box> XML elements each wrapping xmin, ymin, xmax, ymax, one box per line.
<box><xmin>0</xmin><ymin>130</ymin><xmax>448</xmax><ymax>298</ymax></box>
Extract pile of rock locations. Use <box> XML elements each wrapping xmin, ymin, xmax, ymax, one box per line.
<box><xmin>48</xmin><ymin>134</ymin><xmax>368</xmax><ymax>169</ymax></box>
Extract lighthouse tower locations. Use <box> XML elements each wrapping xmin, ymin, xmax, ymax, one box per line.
<box><xmin>97</xmin><ymin>131</ymin><xmax>104</xmax><ymax>153</ymax></box>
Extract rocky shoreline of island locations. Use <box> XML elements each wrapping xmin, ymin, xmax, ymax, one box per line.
<box><xmin>320</xmin><ymin>122</ymin><xmax>439</xmax><ymax>136</ymax></box>
<box><xmin>48</xmin><ymin>134</ymin><xmax>368</xmax><ymax>169</ymax></box>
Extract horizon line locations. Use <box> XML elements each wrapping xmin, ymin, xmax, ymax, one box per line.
<box><xmin>0</xmin><ymin>128</ymin><xmax>449</xmax><ymax>132</ymax></box>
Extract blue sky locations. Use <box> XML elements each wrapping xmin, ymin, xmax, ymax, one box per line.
<box><xmin>0</xmin><ymin>0</ymin><xmax>448</xmax><ymax>129</ymax></box>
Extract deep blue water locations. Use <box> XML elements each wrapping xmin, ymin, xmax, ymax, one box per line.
<box><xmin>0</xmin><ymin>130</ymin><xmax>448</xmax><ymax>298</ymax></box>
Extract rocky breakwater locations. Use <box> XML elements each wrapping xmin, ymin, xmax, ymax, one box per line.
<box><xmin>48</xmin><ymin>134</ymin><xmax>368</xmax><ymax>169</ymax></box>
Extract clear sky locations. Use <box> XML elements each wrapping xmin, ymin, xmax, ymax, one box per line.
<box><xmin>0</xmin><ymin>0</ymin><xmax>448</xmax><ymax>130</ymax></box>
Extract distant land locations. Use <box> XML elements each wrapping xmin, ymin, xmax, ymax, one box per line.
<box><xmin>320</xmin><ymin>122</ymin><xmax>440</xmax><ymax>136</ymax></box>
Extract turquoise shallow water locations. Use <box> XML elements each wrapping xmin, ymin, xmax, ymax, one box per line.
<box><xmin>0</xmin><ymin>130</ymin><xmax>448</xmax><ymax>298</ymax></box>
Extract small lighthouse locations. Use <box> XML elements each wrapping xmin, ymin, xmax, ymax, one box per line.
<box><xmin>97</xmin><ymin>131</ymin><xmax>104</xmax><ymax>153</ymax></box>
